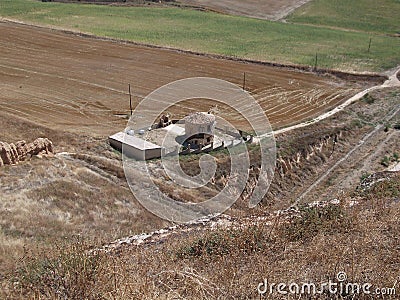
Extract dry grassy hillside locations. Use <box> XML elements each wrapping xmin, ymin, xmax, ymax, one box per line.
<box><xmin>1</xmin><ymin>87</ymin><xmax>399</xmax><ymax>299</ymax></box>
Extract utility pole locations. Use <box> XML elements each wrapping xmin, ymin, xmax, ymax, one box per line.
<box><xmin>128</xmin><ymin>83</ymin><xmax>133</xmax><ymax>116</ymax></box>
<box><xmin>243</xmin><ymin>72</ymin><xmax>246</xmax><ymax>90</ymax></box>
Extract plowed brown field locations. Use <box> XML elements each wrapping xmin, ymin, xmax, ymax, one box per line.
<box><xmin>0</xmin><ymin>22</ymin><xmax>363</xmax><ymax>138</ymax></box>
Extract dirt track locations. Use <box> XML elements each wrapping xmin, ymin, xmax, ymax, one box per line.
<box><xmin>50</xmin><ymin>0</ymin><xmax>312</xmax><ymax>21</ymax></box>
<box><xmin>0</xmin><ymin>22</ymin><xmax>362</xmax><ymax>139</ymax></box>
<box><xmin>177</xmin><ymin>0</ymin><xmax>311</xmax><ymax>20</ymax></box>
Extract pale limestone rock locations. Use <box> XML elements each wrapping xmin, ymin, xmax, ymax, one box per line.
<box><xmin>0</xmin><ymin>138</ymin><xmax>54</xmax><ymax>166</ymax></box>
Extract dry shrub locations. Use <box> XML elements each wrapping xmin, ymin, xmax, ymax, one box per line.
<box><xmin>176</xmin><ymin>225</ymin><xmax>270</xmax><ymax>259</ymax></box>
<box><xmin>281</xmin><ymin>203</ymin><xmax>352</xmax><ymax>242</ymax></box>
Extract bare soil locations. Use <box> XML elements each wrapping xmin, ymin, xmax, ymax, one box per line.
<box><xmin>0</xmin><ymin>21</ymin><xmax>365</xmax><ymax>142</ymax></box>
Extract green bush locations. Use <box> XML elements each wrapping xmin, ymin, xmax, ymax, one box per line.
<box><xmin>393</xmin><ymin>152</ymin><xmax>399</xmax><ymax>161</ymax></box>
<box><xmin>361</xmin><ymin>93</ymin><xmax>375</xmax><ymax>104</ymax></box>
<box><xmin>380</xmin><ymin>155</ymin><xmax>390</xmax><ymax>167</ymax></box>
<box><xmin>360</xmin><ymin>172</ymin><xmax>371</xmax><ymax>182</ymax></box>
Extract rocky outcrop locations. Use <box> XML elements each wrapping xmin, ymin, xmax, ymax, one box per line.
<box><xmin>0</xmin><ymin>138</ymin><xmax>54</xmax><ymax>166</ymax></box>
<box><xmin>276</xmin><ymin>131</ymin><xmax>344</xmax><ymax>178</ymax></box>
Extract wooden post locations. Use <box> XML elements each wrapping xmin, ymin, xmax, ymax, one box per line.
<box><xmin>330</xmin><ymin>134</ymin><xmax>338</xmax><ymax>157</ymax></box>
<box><xmin>243</xmin><ymin>72</ymin><xmax>246</xmax><ymax>90</ymax></box>
<box><xmin>368</xmin><ymin>38</ymin><xmax>372</xmax><ymax>53</ymax></box>
<box><xmin>128</xmin><ymin>84</ymin><xmax>133</xmax><ymax>116</ymax></box>
<box><xmin>314</xmin><ymin>52</ymin><xmax>318</xmax><ymax>70</ymax></box>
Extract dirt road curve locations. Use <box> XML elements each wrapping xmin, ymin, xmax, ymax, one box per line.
<box><xmin>0</xmin><ymin>22</ymin><xmax>361</xmax><ymax>138</ymax></box>
<box><xmin>274</xmin><ymin>67</ymin><xmax>400</xmax><ymax>136</ymax></box>
<box><xmin>294</xmin><ymin>70</ymin><xmax>400</xmax><ymax>204</ymax></box>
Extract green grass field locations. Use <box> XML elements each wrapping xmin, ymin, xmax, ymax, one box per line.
<box><xmin>0</xmin><ymin>0</ymin><xmax>399</xmax><ymax>72</ymax></box>
<box><xmin>288</xmin><ymin>0</ymin><xmax>400</xmax><ymax>35</ymax></box>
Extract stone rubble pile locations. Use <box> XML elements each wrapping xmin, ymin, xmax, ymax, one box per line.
<box><xmin>97</xmin><ymin>198</ymin><xmax>345</xmax><ymax>254</ymax></box>
<box><xmin>0</xmin><ymin>138</ymin><xmax>54</xmax><ymax>166</ymax></box>
<box><xmin>358</xmin><ymin>171</ymin><xmax>399</xmax><ymax>191</ymax></box>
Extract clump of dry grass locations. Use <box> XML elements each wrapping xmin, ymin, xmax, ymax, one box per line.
<box><xmin>176</xmin><ymin>225</ymin><xmax>271</xmax><ymax>259</ymax></box>
<box><xmin>281</xmin><ymin>203</ymin><xmax>352</xmax><ymax>242</ymax></box>
<box><xmin>4</xmin><ymin>239</ymin><xmax>106</xmax><ymax>299</ymax></box>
